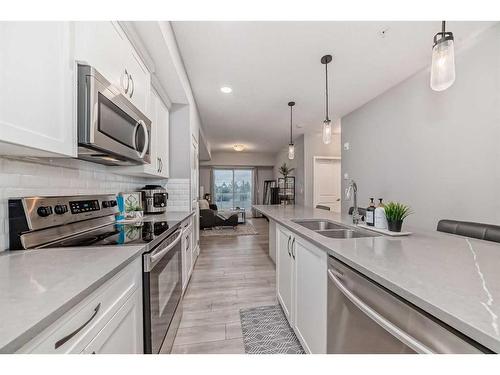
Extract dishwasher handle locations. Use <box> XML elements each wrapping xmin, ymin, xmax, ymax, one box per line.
<box><xmin>327</xmin><ymin>269</ymin><xmax>433</xmax><ymax>354</ymax></box>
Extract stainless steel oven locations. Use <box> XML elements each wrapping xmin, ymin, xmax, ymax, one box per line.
<box><xmin>143</xmin><ymin>228</ymin><xmax>183</xmax><ymax>354</ymax></box>
<box><xmin>77</xmin><ymin>64</ymin><xmax>152</xmax><ymax>166</ymax></box>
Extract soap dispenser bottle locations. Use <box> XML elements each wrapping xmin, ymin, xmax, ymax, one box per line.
<box><xmin>374</xmin><ymin>198</ymin><xmax>388</xmax><ymax>229</ymax></box>
<box><xmin>366</xmin><ymin>198</ymin><xmax>376</xmax><ymax>226</ymax></box>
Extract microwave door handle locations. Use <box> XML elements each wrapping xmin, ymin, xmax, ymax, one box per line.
<box><xmin>148</xmin><ymin>230</ymin><xmax>182</xmax><ymax>268</ymax></box>
<box><xmin>132</xmin><ymin>120</ymin><xmax>149</xmax><ymax>159</ymax></box>
<box><xmin>327</xmin><ymin>269</ymin><xmax>433</xmax><ymax>354</ymax></box>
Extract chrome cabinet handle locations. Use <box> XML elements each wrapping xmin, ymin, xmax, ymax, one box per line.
<box><xmin>327</xmin><ymin>269</ymin><xmax>433</xmax><ymax>354</ymax></box>
<box><xmin>159</xmin><ymin>158</ymin><xmax>163</xmax><ymax>173</ymax></box>
<box><xmin>129</xmin><ymin>74</ymin><xmax>134</xmax><ymax>98</ymax></box>
<box><xmin>54</xmin><ymin>303</ymin><xmax>101</xmax><ymax>349</ymax></box>
<box><xmin>291</xmin><ymin>237</ymin><xmax>296</xmax><ymax>259</ymax></box>
<box><xmin>157</xmin><ymin>157</ymin><xmax>161</xmax><ymax>173</ymax></box>
<box><xmin>287</xmin><ymin>236</ymin><xmax>291</xmax><ymax>257</ymax></box>
<box><xmin>121</xmin><ymin>69</ymin><xmax>130</xmax><ymax>94</ymax></box>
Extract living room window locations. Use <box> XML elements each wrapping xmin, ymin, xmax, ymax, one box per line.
<box><xmin>213</xmin><ymin>168</ymin><xmax>253</xmax><ymax>212</ymax></box>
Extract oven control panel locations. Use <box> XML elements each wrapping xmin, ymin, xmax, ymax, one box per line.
<box><xmin>69</xmin><ymin>200</ymin><xmax>100</xmax><ymax>214</ymax></box>
<box><xmin>16</xmin><ymin>195</ymin><xmax>119</xmax><ymax>231</ymax></box>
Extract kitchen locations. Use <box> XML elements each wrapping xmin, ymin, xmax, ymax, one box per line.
<box><xmin>1</xmin><ymin>0</ymin><xmax>500</xmax><ymax>373</ymax></box>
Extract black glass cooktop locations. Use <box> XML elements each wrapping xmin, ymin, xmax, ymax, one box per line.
<box><xmin>46</xmin><ymin>220</ymin><xmax>171</xmax><ymax>248</ymax></box>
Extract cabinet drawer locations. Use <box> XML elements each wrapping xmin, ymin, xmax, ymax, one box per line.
<box><xmin>19</xmin><ymin>257</ymin><xmax>141</xmax><ymax>353</ymax></box>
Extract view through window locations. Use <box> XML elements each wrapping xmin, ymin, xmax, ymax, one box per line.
<box><xmin>213</xmin><ymin>169</ymin><xmax>253</xmax><ymax>212</ymax></box>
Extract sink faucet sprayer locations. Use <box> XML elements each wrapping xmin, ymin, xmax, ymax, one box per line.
<box><xmin>345</xmin><ymin>179</ymin><xmax>360</xmax><ymax>225</ymax></box>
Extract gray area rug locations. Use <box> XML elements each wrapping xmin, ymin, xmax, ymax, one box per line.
<box><xmin>239</xmin><ymin>305</ymin><xmax>305</xmax><ymax>354</ymax></box>
<box><xmin>200</xmin><ymin>222</ymin><xmax>258</xmax><ymax>237</ymax></box>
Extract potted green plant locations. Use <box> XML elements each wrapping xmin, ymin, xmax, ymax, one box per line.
<box><xmin>384</xmin><ymin>202</ymin><xmax>413</xmax><ymax>232</ymax></box>
<box><xmin>279</xmin><ymin>163</ymin><xmax>294</xmax><ymax>179</ymax></box>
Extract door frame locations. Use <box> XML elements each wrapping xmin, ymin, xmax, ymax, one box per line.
<box><xmin>312</xmin><ymin>156</ymin><xmax>342</xmax><ymax>210</ymax></box>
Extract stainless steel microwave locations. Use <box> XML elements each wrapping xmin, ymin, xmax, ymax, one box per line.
<box><xmin>77</xmin><ymin>64</ymin><xmax>152</xmax><ymax>166</ymax></box>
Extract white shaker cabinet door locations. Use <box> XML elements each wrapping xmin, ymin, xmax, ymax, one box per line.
<box><xmin>293</xmin><ymin>237</ymin><xmax>327</xmax><ymax>354</ymax></box>
<box><xmin>276</xmin><ymin>225</ymin><xmax>294</xmax><ymax>322</ymax></box>
<box><xmin>155</xmin><ymin>95</ymin><xmax>170</xmax><ymax>178</ymax></box>
<box><xmin>82</xmin><ymin>288</ymin><xmax>143</xmax><ymax>354</ymax></box>
<box><xmin>74</xmin><ymin>21</ymin><xmax>128</xmax><ymax>94</ymax></box>
<box><xmin>0</xmin><ymin>22</ymin><xmax>75</xmax><ymax>157</ymax></box>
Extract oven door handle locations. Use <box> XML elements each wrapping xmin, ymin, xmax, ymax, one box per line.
<box><xmin>146</xmin><ymin>230</ymin><xmax>182</xmax><ymax>270</ymax></box>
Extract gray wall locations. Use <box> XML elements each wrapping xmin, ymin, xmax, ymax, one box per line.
<box><xmin>341</xmin><ymin>24</ymin><xmax>500</xmax><ymax>230</ymax></box>
<box><xmin>274</xmin><ymin>135</ymin><xmax>305</xmax><ymax>206</ymax></box>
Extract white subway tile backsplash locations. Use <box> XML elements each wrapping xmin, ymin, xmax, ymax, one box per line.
<box><xmin>166</xmin><ymin>178</ymin><xmax>190</xmax><ymax>212</ymax></box>
<box><xmin>0</xmin><ymin>156</ymin><xmax>169</xmax><ymax>251</ymax></box>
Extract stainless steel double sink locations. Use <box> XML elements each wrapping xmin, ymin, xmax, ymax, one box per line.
<box><xmin>292</xmin><ymin>219</ymin><xmax>380</xmax><ymax>239</ymax></box>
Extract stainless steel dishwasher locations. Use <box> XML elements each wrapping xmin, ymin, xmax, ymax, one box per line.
<box><xmin>327</xmin><ymin>256</ymin><xmax>489</xmax><ymax>354</ymax></box>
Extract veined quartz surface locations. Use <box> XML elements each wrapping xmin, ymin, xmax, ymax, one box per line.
<box><xmin>0</xmin><ymin>210</ymin><xmax>193</xmax><ymax>353</ymax></box>
<box><xmin>254</xmin><ymin>204</ymin><xmax>500</xmax><ymax>353</ymax></box>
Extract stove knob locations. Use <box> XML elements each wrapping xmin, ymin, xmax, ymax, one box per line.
<box><xmin>102</xmin><ymin>201</ymin><xmax>110</xmax><ymax>208</ymax></box>
<box><xmin>37</xmin><ymin>206</ymin><xmax>53</xmax><ymax>217</ymax></box>
<box><xmin>110</xmin><ymin>200</ymin><xmax>117</xmax><ymax>207</ymax></box>
<box><xmin>54</xmin><ymin>205</ymin><xmax>67</xmax><ymax>215</ymax></box>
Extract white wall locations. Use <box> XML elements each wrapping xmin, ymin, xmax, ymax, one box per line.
<box><xmin>304</xmin><ymin>126</ymin><xmax>341</xmax><ymax>207</ymax></box>
<box><xmin>341</xmin><ymin>24</ymin><xmax>500</xmax><ymax>230</ymax></box>
<box><xmin>201</xmin><ymin>151</ymin><xmax>276</xmax><ymax>167</ymax></box>
<box><xmin>0</xmin><ymin>157</ymin><xmax>165</xmax><ymax>251</ymax></box>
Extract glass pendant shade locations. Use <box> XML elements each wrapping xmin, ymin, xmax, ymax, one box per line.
<box><xmin>288</xmin><ymin>143</ymin><xmax>295</xmax><ymax>160</ymax></box>
<box><xmin>431</xmin><ymin>39</ymin><xmax>455</xmax><ymax>91</ymax></box>
<box><xmin>322</xmin><ymin>119</ymin><xmax>332</xmax><ymax>144</ymax></box>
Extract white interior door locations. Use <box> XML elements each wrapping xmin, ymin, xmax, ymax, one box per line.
<box><xmin>313</xmin><ymin>157</ymin><xmax>341</xmax><ymax>212</ymax></box>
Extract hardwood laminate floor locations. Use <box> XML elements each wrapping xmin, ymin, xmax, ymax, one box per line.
<box><xmin>172</xmin><ymin>218</ymin><xmax>276</xmax><ymax>354</ymax></box>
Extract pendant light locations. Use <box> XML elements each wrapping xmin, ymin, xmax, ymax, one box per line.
<box><xmin>288</xmin><ymin>101</ymin><xmax>295</xmax><ymax>160</ymax></box>
<box><xmin>321</xmin><ymin>55</ymin><xmax>333</xmax><ymax>144</ymax></box>
<box><xmin>430</xmin><ymin>21</ymin><xmax>456</xmax><ymax>91</ymax></box>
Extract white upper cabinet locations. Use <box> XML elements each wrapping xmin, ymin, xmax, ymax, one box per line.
<box><xmin>156</xmin><ymin>95</ymin><xmax>170</xmax><ymax>178</ymax></box>
<box><xmin>0</xmin><ymin>22</ymin><xmax>75</xmax><ymax>157</ymax></box>
<box><xmin>74</xmin><ymin>21</ymin><xmax>150</xmax><ymax>115</ymax></box>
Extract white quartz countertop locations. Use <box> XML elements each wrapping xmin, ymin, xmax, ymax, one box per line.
<box><xmin>0</xmin><ymin>210</ymin><xmax>194</xmax><ymax>353</ymax></box>
<box><xmin>254</xmin><ymin>204</ymin><xmax>500</xmax><ymax>353</ymax></box>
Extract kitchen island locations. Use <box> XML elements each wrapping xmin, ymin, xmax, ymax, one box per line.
<box><xmin>254</xmin><ymin>204</ymin><xmax>500</xmax><ymax>353</ymax></box>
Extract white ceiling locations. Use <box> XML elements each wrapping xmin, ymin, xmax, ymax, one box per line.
<box><xmin>172</xmin><ymin>21</ymin><xmax>496</xmax><ymax>153</ymax></box>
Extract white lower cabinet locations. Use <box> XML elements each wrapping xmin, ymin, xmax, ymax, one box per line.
<box><xmin>181</xmin><ymin>217</ymin><xmax>195</xmax><ymax>293</ymax></box>
<box><xmin>82</xmin><ymin>288</ymin><xmax>143</xmax><ymax>354</ymax></box>
<box><xmin>18</xmin><ymin>257</ymin><xmax>143</xmax><ymax>354</ymax></box>
<box><xmin>276</xmin><ymin>224</ymin><xmax>327</xmax><ymax>354</ymax></box>
<box><xmin>277</xmin><ymin>226</ymin><xmax>294</xmax><ymax>321</ymax></box>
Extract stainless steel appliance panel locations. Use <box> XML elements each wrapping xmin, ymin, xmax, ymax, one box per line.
<box><xmin>77</xmin><ymin>64</ymin><xmax>151</xmax><ymax>166</ymax></box>
<box><xmin>327</xmin><ymin>257</ymin><xmax>487</xmax><ymax>354</ymax></box>
<box><xmin>143</xmin><ymin>229</ymin><xmax>183</xmax><ymax>354</ymax></box>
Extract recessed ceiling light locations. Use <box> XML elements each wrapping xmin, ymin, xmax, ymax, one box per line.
<box><xmin>220</xmin><ymin>86</ymin><xmax>232</xmax><ymax>94</ymax></box>
<box><xmin>233</xmin><ymin>144</ymin><xmax>245</xmax><ymax>152</ymax></box>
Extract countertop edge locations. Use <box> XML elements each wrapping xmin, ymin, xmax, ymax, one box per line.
<box><xmin>0</xmin><ymin>210</ymin><xmax>194</xmax><ymax>353</ymax></box>
<box><xmin>254</xmin><ymin>205</ymin><xmax>499</xmax><ymax>353</ymax></box>
<box><xmin>0</xmin><ymin>249</ymin><xmax>143</xmax><ymax>354</ymax></box>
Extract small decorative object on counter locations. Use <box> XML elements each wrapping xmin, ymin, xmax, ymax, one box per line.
<box><xmin>384</xmin><ymin>202</ymin><xmax>413</xmax><ymax>232</ymax></box>
<box><xmin>374</xmin><ymin>198</ymin><xmax>388</xmax><ymax>230</ymax></box>
<box><xmin>117</xmin><ymin>192</ymin><xmax>143</xmax><ymax>221</ymax></box>
<box><xmin>366</xmin><ymin>198</ymin><xmax>376</xmax><ymax>226</ymax></box>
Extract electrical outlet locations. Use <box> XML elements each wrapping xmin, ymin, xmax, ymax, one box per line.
<box><xmin>344</xmin><ymin>173</ymin><xmax>349</xmax><ymax>180</ymax></box>
<box><xmin>344</xmin><ymin>142</ymin><xmax>350</xmax><ymax>151</ymax></box>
